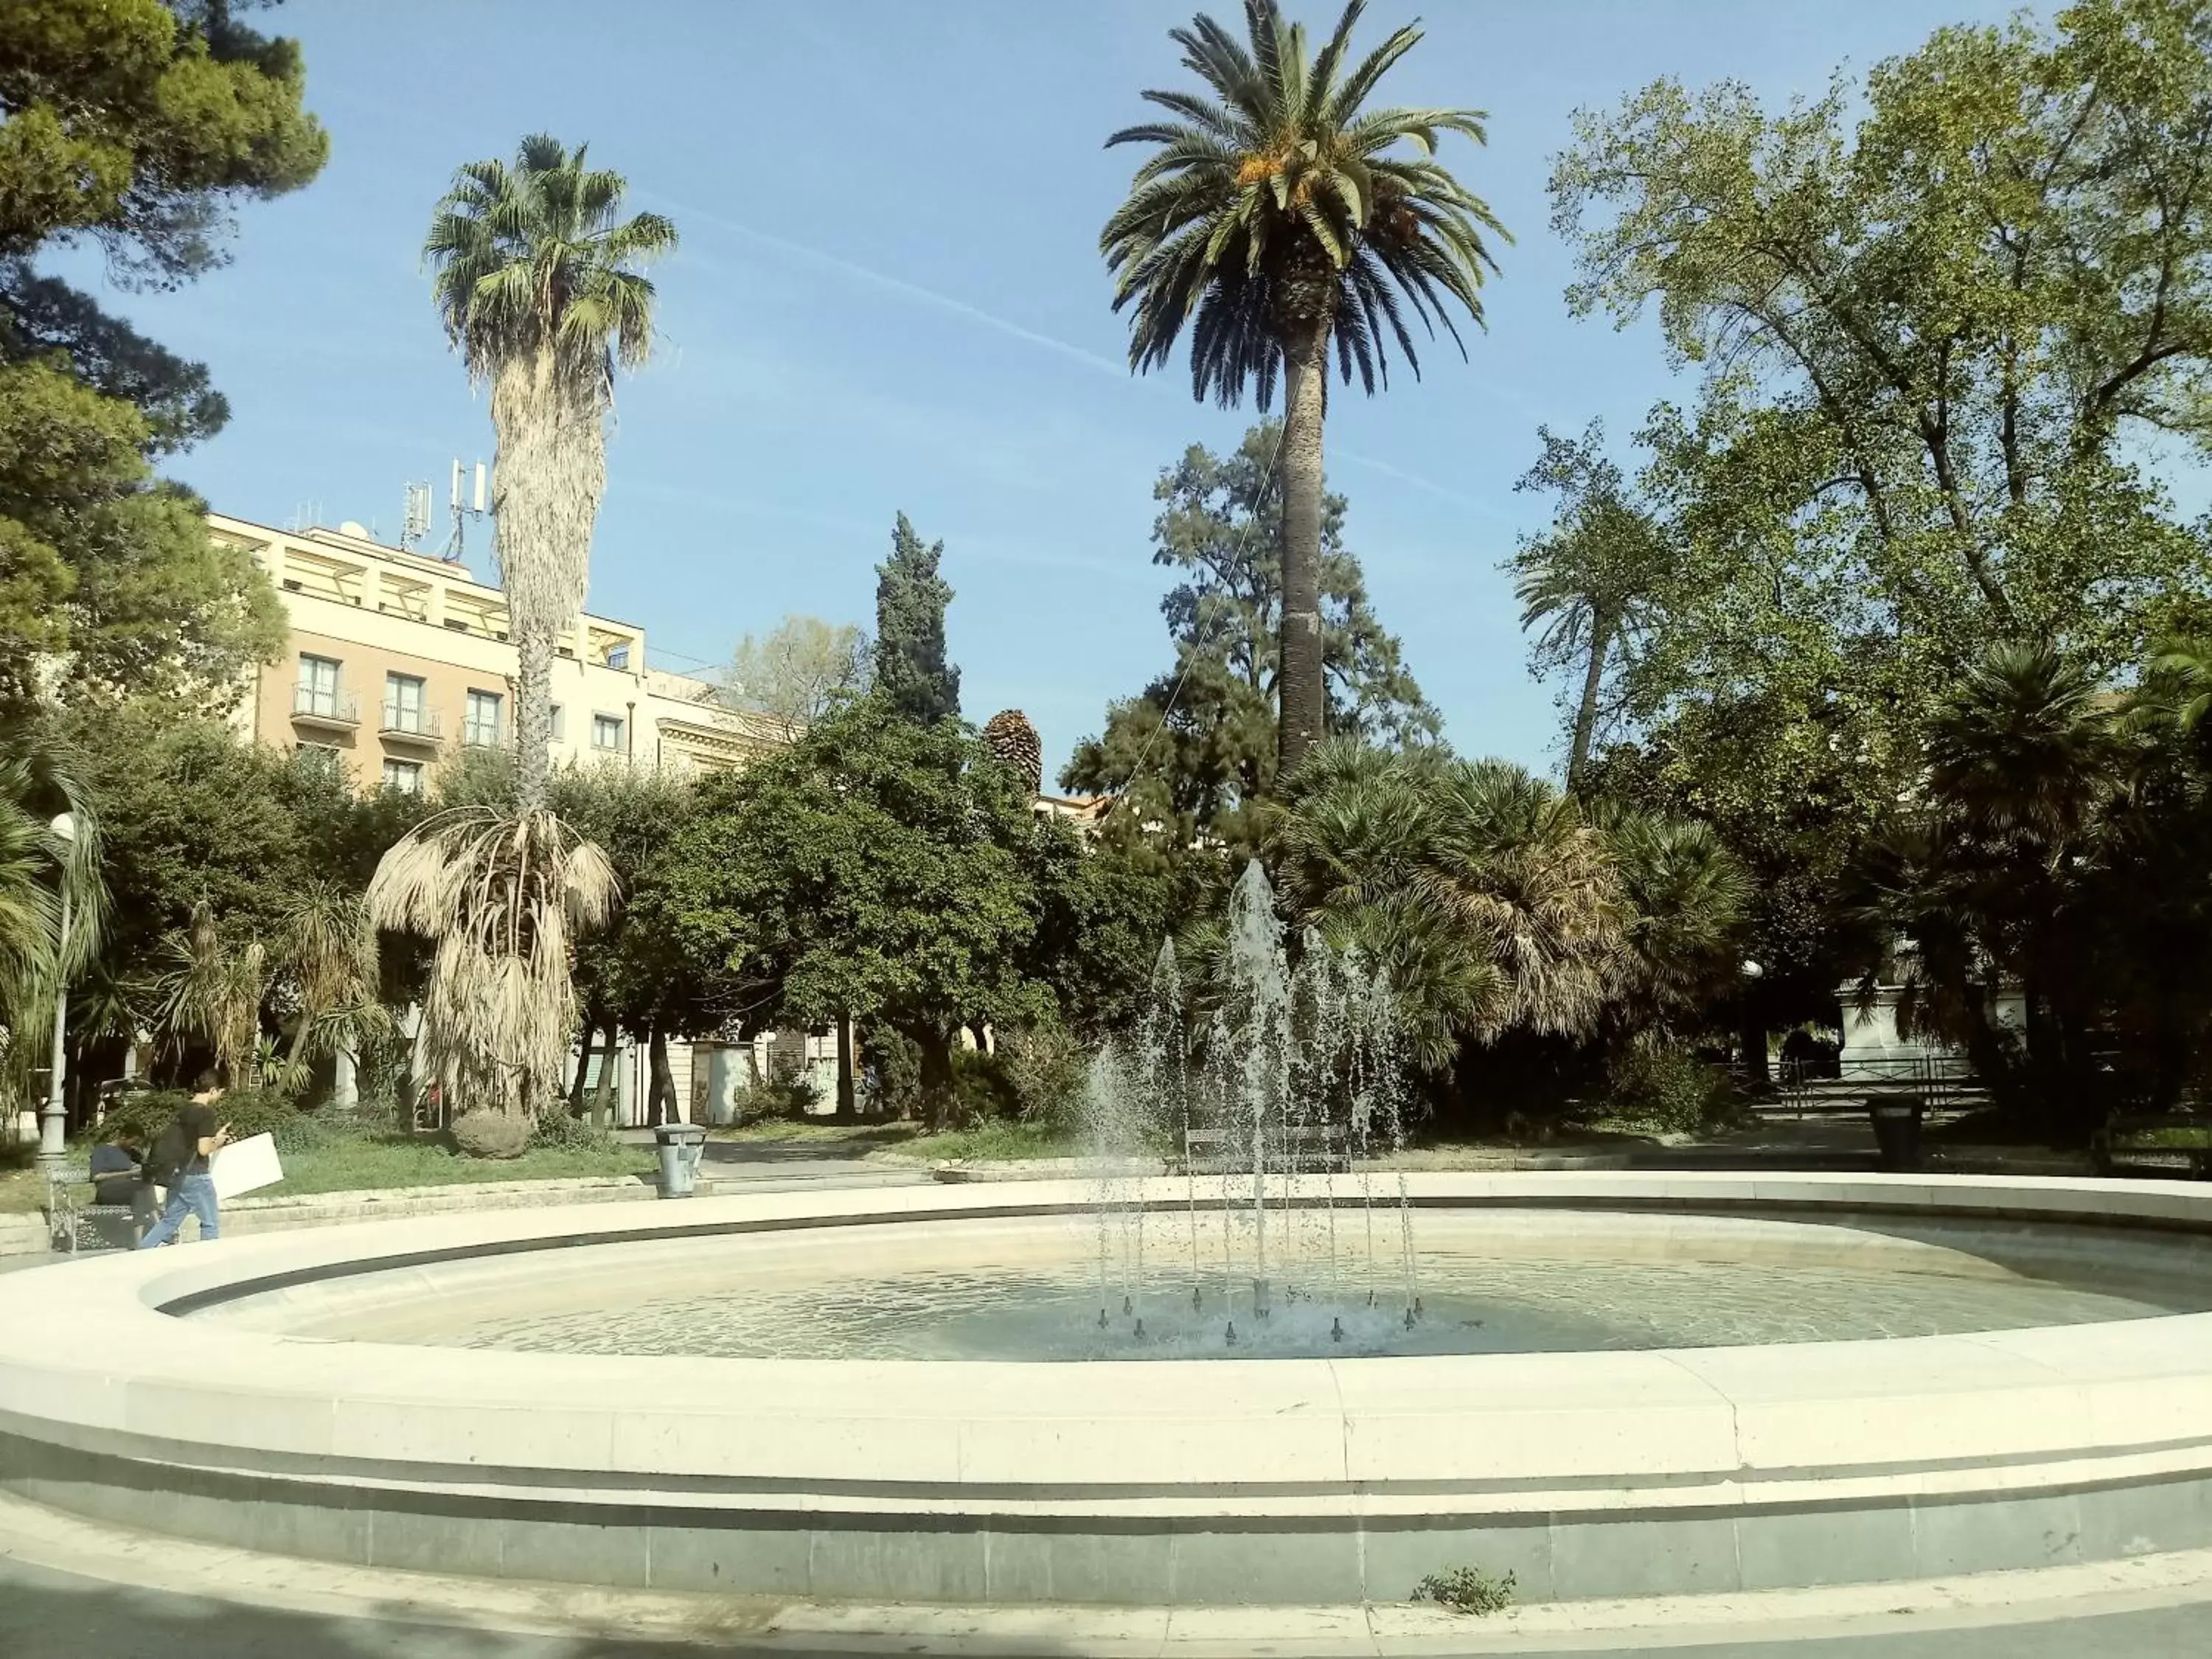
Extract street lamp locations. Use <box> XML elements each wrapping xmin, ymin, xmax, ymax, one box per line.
<box><xmin>36</xmin><ymin>813</ymin><xmax>74</xmax><ymax>1175</ymax></box>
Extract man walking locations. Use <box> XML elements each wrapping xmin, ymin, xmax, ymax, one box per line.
<box><xmin>136</xmin><ymin>1075</ymin><xmax>231</xmax><ymax>1249</ymax></box>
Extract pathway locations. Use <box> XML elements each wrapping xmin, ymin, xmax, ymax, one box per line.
<box><xmin>5</xmin><ymin>1552</ymin><xmax>2211</xmax><ymax>1658</ymax></box>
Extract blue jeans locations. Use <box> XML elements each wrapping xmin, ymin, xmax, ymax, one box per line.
<box><xmin>136</xmin><ymin>1173</ymin><xmax>218</xmax><ymax>1248</ymax></box>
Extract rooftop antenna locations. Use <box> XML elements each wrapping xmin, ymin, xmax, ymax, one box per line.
<box><xmin>438</xmin><ymin>459</ymin><xmax>487</xmax><ymax>562</ymax></box>
<box><xmin>400</xmin><ymin>481</ymin><xmax>432</xmax><ymax>551</ymax></box>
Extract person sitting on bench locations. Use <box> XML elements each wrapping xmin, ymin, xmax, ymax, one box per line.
<box><xmin>88</xmin><ymin>1128</ymin><xmax>158</xmax><ymax>1242</ymax></box>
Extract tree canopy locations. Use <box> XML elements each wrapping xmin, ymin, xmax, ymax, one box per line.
<box><xmin>723</xmin><ymin>613</ymin><xmax>871</xmax><ymax>740</ymax></box>
<box><xmin>1065</xmin><ymin>421</ymin><xmax>1436</xmax><ymax>855</ymax></box>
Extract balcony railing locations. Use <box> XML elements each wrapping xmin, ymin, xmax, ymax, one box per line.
<box><xmin>462</xmin><ymin>722</ymin><xmax>507</xmax><ymax>749</ymax></box>
<box><xmin>379</xmin><ymin>706</ymin><xmax>444</xmax><ymax>745</ymax></box>
<box><xmin>291</xmin><ymin>686</ymin><xmax>359</xmax><ymax>728</ymax></box>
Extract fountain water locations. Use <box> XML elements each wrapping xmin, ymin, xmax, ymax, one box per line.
<box><xmin>1079</xmin><ymin>860</ymin><xmax>1422</xmax><ymax>1353</ymax></box>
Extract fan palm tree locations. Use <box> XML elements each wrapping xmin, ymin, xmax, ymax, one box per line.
<box><xmin>423</xmin><ymin>133</ymin><xmax>676</xmax><ymax>808</ymax></box>
<box><xmin>368</xmin><ymin>806</ymin><xmax>614</xmax><ymax>1118</ymax></box>
<box><xmin>1268</xmin><ymin>741</ymin><xmax>1625</xmax><ymax>1060</ymax></box>
<box><xmin>380</xmin><ymin>136</ymin><xmax>669</xmax><ymax>1116</ymax></box>
<box><xmin>1103</xmin><ymin>0</ymin><xmax>1504</xmax><ymax>776</ymax></box>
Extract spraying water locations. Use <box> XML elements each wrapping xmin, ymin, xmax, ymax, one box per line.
<box><xmin>1077</xmin><ymin>860</ymin><xmax>1422</xmax><ymax>1352</ymax></box>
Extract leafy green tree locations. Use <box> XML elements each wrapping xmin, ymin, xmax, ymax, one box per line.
<box><xmin>0</xmin><ymin>0</ymin><xmax>321</xmax><ymax>718</ymax></box>
<box><xmin>644</xmin><ymin>698</ymin><xmax>1058</xmax><ymax>1122</ymax></box>
<box><xmin>723</xmin><ymin>613</ymin><xmax>870</xmax><ymax>740</ymax></box>
<box><xmin>1102</xmin><ymin>0</ymin><xmax>1504</xmax><ymax>777</ymax></box>
<box><xmin>1552</xmin><ymin>1</ymin><xmax>2212</xmax><ymax>712</ymax></box>
<box><xmin>1064</xmin><ymin>421</ymin><xmax>1436</xmax><ymax>853</ymax></box>
<box><xmin>1506</xmin><ymin>422</ymin><xmax>1666</xmax><ymax>790</ymax></box>
<box><xmin>872</xmin><ymin>514</ymin><xmax>960</xmax><ymax>726</ymax></box>
<box><xmin>0</xmin><ymin>0</ymin><xmax>327</xmax><ymax>282</ymax></box>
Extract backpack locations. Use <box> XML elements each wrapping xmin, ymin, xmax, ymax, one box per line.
<box><xmin>149</xmin><ymin>1118</ymin><xmax>192</xmax><ymax>1189</ymax></box>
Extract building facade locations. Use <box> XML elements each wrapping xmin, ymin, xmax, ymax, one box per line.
<box><xmin>213</xmin><ymin>513</ymin><xmax>784</xmax><ymax>789</ymax></box>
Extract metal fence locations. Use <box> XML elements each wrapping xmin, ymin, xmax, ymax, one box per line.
<box><xmin>1773</xmin><ymin>1053</ymin><xmax>1980</xmax><ymax>1116</ymax></box>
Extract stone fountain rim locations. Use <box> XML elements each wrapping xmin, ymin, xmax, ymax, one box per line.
<box><xmin>2</xmin><ymin>1169</ymin><xmax>2211</xmax><ymax>1507</ymax></box>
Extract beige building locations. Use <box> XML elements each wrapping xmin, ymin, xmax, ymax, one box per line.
<box><xmin>213</xmin><ymin>512</ymin><xmax>783</xmax><ymax>790</ymax></box>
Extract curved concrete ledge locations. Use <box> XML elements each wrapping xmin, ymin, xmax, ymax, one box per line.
<box><xmin>4</xmin><ymin>1172</ymin><xmax>2212</xmax><ymax>1606</ymax></box>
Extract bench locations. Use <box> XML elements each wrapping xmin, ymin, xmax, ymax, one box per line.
<box><xmin>2093</xmin><ymin>1113</ymin><xmax>2212</xmax><ymax>1180</ymax></box>
<box><xmin>1180</xmin><ymin>1124</ymin><xmax>1351</xmax><ymax>1176</ymax></box>
<box><xmin>46</xmin><ymin>1166</ymin><xmax>147</xmax><ymax>1254</ymax></box>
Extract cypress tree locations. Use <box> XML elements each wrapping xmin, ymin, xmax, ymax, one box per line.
<box><xmin>872</xmin><ymin>512</ymin><xmax>961</xmax><ymax>725</ymax></box>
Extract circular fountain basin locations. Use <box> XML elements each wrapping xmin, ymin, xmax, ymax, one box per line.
<box><xmin>7</xmin><ymin>1171</ymin><xmax>2212</xmax><ymax>1607</ymax></box>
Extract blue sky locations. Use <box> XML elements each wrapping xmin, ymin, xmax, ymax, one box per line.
<box><xmin>74</xmin><ymin>0</ymin><xmax>2048</xmax><ymax>779</ymax></box>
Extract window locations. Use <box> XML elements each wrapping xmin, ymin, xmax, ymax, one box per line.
<box><xmin>549</xmin><ymin>703</ymin><xmax>566</xmax><ymax>742</ymax></box>
<box><xmin>296</xmin><ymin>744</ymin><xmax>343</xmax><ymax>780</ymax></box>
<box><xmin>381</xmin><ymin>758</ymin><xmax>423</xmax><ymax>794</ymax></box>
<box><xmin>296</xmin><ymin>654</ymin><xmax>340</xmax><ymax>717</ymax></box>
<box><xmin>591</xmin><ymin>713</ymin><xmax>625</xmax><ymax>753</ymax></box>
<box><xmin>465</xmin><ymin>689</ymin><xmax>504</xmax><ymax>748</ymax></box>
<box><xmin>605</xmin><ymin>643</ymin><xmax>630</xmax><ymax>671</ymax></box>
<box><xmin>383</xmin><ymin>672</ymin><xmax>426</xmax><ymax>733</ymax></box>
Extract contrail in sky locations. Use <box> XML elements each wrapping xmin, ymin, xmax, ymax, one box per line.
<box><xmin>1340</xmin><ymin>450</ymin><xmax>1509</xmax><ymax>520</ymax></box>
<box><xmin>644</xmin><ymin>192</ymin><xmax>1130</xmax><ymax>381</ymax></box>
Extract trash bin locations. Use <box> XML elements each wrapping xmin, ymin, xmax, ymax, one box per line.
<box><xmin>653</xmin><ymin>1122</ymin><xmax>707</xmax><ymax>1198</ymax></box>
<box><xmin>1867</xmin><ymin>1093</ymin><xmax>1924</xmax><ymax>1172</ymax></box>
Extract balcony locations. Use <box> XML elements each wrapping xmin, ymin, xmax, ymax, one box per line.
<box><xmin>379</xmin><ymin>706</ymin><xmax>444</xmax><ymax>748</ymax></box>
<box><xmin>291</xmin><ymin>686</ymin><xmax>360</xmax><ymax>731</ymax></box>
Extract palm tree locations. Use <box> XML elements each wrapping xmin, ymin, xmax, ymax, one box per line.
<box><xmin>1268</xmin><ymin>741</ymin><xmax>1625</xmax><ymax>1060</ymax></box>
<box><xmin>369</xmin><ymin>807</ymin><xmax>613</xmax><ymax>1118</ymax></box>
<box><xmin>150</xmin><ymin>900</ymin><xmax>265</xmax><ymax>1087</ymax></box>
<box><xmin>274</xmin><ymin>880</ymin><xmax>391</xmax><ymax>1096</ymax></box>
<box><xmin>1508</xmin><ymin>425</ymin><xmax>1664</xmax><ymax>790</ymax></box>
<box><xmin>1103</xmin><ymin>0</ymin><xmax>1503</xmax><ymax>777</ymax></box>
<box><xmin>378</xmin><ymin>136</ymin><xmax>670</xmax><ymax>1118</ymax></box>
<box><xmin>0</xmin><ymin>734</ymin><xmax>104</xmax><ymax>1107</ymax></box>
<box><xmin>422</xmin><ymin>133</ymin><xmax>675</xmax><ymax>808</ymax></box>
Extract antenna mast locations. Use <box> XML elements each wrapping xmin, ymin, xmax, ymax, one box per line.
<box><xmin>400</xmin><ymin>481</ymin><xmax>432</xmax><ymax>550</ymax></box>
<box><xmin>438</xmin><ymin>459</ymin><xmax>487</xmax><ymax>561</ymax></box>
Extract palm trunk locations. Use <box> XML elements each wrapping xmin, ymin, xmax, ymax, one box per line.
<box><xmin>1276</xmin><ymin>319</ymin><xmax>1330</xmax><ymax>781</ymax></box>
<box><xmin>490</xmin><ymin>352</ymin><xmax>605</xmax><ymax>816</ymax></box>
<box><xmin>1567</xmin><ymin>612</ymin><xmax>1614</xmax><ymax>793</ymax></box>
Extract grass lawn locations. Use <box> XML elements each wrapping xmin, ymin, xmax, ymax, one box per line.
<box><xmin>0</xmin><ymin>1127</ymin><xmax>652</xmax><ymax>1213</ymax></box>
<box><xmin>256</xmin><ymin>1133</ymin><xmax>653</xmax><ymax>1197</ymax></box>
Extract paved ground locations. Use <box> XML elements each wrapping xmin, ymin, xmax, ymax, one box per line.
<box><xmin>7</xmin><ymin>1554</ymin><xmax>2212</xmax><ymax>1658</ymax></box>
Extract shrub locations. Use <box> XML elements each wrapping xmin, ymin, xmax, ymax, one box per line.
<box><xmin>728</xmin><ymin>1076</ymin><xmax>820</xmax><ymax>1123</ymax></box>
<box><xmin>451</xmin><ymin>1110</ymin><xmax>530</xmax><ymax>1159</ymax></box>
<box><xmin>1411</xmin><ymin>1566</ymin><xmax>1515</xmax><ymax>1615</ymax></box>
<box><xmin>948</xmin><ymin>1047</ymin><xmax>1020</xmax><ymax>1126</ymax></box>
<box><xmin>861</xmin><ymin>1028</ymin><xmax>922</xmax><ymax>1116</ymax></box>
<box><xmin>529</xmin><ymin>1110</ymin><xmax>619</xmax><ymax>1152</ymax></box>
<box><xmin>100</xmin><ymin>1086</ymin><xmax>299</xmax><ymax>1147</ymax></box>
<box><xmin>998</xmin><ymin>1023</ymin><xmax>1088</xmax><ymax>1126</ymax></box>
<box><xmin>1603</xmin><ymin>1040</ymin><xmax>1740</xmax><ymax>1135</ymax></box>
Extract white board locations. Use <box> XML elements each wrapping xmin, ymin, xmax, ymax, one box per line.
<box><xmin>209</xmin><ymin>1133</ymin><xmax>282</xmax><ymax>1200</ymax></box>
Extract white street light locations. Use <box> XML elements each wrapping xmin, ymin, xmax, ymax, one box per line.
<box><xmin>37</xmin><ymin>813</ymin><xmax>75</xmax><ymax>1175</ymax></box>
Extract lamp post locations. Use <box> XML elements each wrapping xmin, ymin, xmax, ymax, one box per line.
<box><xmin>37</xmin><ymin>813</ymin><xmax>74</xmax><ymax>1175</ymax></box>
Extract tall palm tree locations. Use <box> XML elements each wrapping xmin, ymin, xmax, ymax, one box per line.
<box><xmin>1103</xmin><ymin>0</ymin><xmax>1503</xmax><ymax>777</ymax></box>
<box><xmin>422</xmin><ymin>133</ymin><xmax>676</xmax><ymax>808</ymax></box>
<box><xmin>1508</xmin><ymin>426</ymin><xmax>1665</xmax><ymax>790</ymax></box>
<box><xmin>378</xmin><ymin>136</ymin><xmax>669</xmax><ymax>1119</ymax></box>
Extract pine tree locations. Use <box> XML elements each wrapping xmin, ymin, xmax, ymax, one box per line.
<box><xmin>873</xmin><ymin>512</ymin><xmax>961</xmax><ymax>726</ymax></box>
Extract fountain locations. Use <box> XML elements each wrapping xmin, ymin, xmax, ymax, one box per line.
<box><xmin>9</xmin><ymin>860</ymin><xmax>2212</xmax><ymax>1607</ymax></box>
<box><xmin>1075</xmin><ymin>860</ymin><xmax>1427</xmax><ymax>1357</ymax></box>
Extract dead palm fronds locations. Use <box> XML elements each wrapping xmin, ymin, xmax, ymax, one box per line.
<box><xmin>368</xmin><ymin>804</ymin><xmax>616</xmax><ymax>1117</ymax></box>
